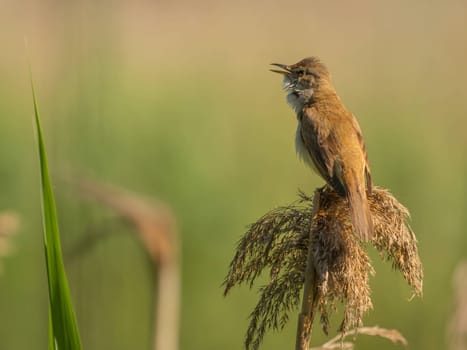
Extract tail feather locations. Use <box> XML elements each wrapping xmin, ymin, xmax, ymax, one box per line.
<box><xmin>347</xmin><ymin>186</ymin><xmax>373</xmax><ymax>241</ymax></box>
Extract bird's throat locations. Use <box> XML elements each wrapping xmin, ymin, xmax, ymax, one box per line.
<box><xmin>286</xmin><ymin>91</ymin><xmax>305</xmax><ymax>115</ymax></box>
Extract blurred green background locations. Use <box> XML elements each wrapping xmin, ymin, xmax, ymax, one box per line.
<box><xmin>1</xmin><ymin>0</ymin><xmax>466</xmax><ymax>349</ymax></box>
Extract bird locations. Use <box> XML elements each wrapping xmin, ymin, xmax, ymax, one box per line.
<box><xmin>270</xmin><ymin>57</ymin><xmax>373</xmax><ymax>240</ymax></box>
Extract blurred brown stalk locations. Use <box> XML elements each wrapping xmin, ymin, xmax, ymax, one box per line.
<box><xmin>0</xmin><ymin>211</ymin><xmax>20</xmax><ymax>273</ymax></box>
<box><xmin>448</xmin><ymin>260</ymin><xmax>467</xmax><ymax>350</ymax></box>
<box><xmin>73</xmin><ymin>177</ymin><xmax>180</xmax><ymax>350</ymax></box>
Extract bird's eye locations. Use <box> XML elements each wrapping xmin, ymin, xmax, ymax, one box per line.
<box><xmin>296</xmin><ymin>69</ymin><xmax>305</xmax><ymax>76</ymax></box>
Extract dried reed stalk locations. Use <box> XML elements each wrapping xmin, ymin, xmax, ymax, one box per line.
<box><xmin>310</xmin><ymin>326</ymin><xmax>407</xmax><ymax>349</ymax></box>
<box><xmin>295</xmin><ymin>191</ymin><xmax>320</xmax><ymax>350</ymax></box>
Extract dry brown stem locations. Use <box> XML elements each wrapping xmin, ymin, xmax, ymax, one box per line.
<box><xmin>72</xmin><ymin>177</ymin><xmax>180</xmax><ymax>350</ymax></box>
<box><xmin>311</xmin><ymin>326</ymin><xmax>408</xmax><ymax>349</ymax></box>
<box><xmin>295</xmin><ymin>190</ymin><xmax>320</xmax><ymax>350</ymax></box>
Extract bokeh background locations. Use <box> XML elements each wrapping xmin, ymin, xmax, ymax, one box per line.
<box><xmin>1</xmin><ymin>0</ymin><xmax>467</xmax><ymax>349</ymax></box>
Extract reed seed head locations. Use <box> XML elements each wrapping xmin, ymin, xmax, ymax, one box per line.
<box><xmin>223</xmin><ymin>186</ymin><xmax>423</xmax><ymax>350</ymax></box>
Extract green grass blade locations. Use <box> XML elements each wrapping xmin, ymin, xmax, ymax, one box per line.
<box><xmin>30</xmin><ymin>71</ymin><xmax>83</xmax><ymax>350</ymax></box>
<box><xmin>48</xmin><ymin>307</ymin><xmax>57</xmax><ymax>350</ymax></box>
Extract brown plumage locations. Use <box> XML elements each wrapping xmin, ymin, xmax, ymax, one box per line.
<box><xmin>271</xmin><ymin>57</ymin><xmax>373</xmax><ymax>240</ymax></box>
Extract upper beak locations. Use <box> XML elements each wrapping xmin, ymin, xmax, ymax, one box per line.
<box><xmin>270</xmin><ymin>63</ymin><xmax>291</xmax><ymax>75</ymax></box>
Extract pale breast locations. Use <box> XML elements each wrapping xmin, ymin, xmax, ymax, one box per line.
<box><xmin>287</xmin><ymin>93</ymin><xmax>303</xmax><ymax>114</ymax></box>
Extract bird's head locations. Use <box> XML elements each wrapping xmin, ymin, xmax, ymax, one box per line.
<box><xmin>270</xmin><ymin>57</ymin><xmax>332</xmax><ymax>111</ymax></box>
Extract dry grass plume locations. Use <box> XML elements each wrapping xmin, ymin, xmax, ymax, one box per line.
<box><xmin>224</xmin><ymin>186</ymin><xmax>423</xmax><ymax>350</ymax></box>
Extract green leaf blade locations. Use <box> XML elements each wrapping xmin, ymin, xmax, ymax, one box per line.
<box><xmin>30</xmin><ymin>72</ymin><xmax>83</xmax><ymax>350</ymax></box>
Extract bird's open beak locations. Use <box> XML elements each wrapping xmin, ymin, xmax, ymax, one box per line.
<box><xmin>270</xmin><ymin>63</ymin><xmax>291</xmax><ymax>75</ymax></box>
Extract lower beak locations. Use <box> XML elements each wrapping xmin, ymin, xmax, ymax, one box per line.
<box><xmin>270</xmin><ymin>63</ymin><xmax>291</xmax><ymax>75</ymax></box>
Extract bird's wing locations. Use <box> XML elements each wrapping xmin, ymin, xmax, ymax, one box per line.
<box><xmin>299</xmin><ymin>107</ymin><xmax>346</xmax><ymax>196</ymax></box>
<box><xmin>351</xmin><ymin>114</ymin><xmax>372</xmax><ymax>194</ymax></box>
